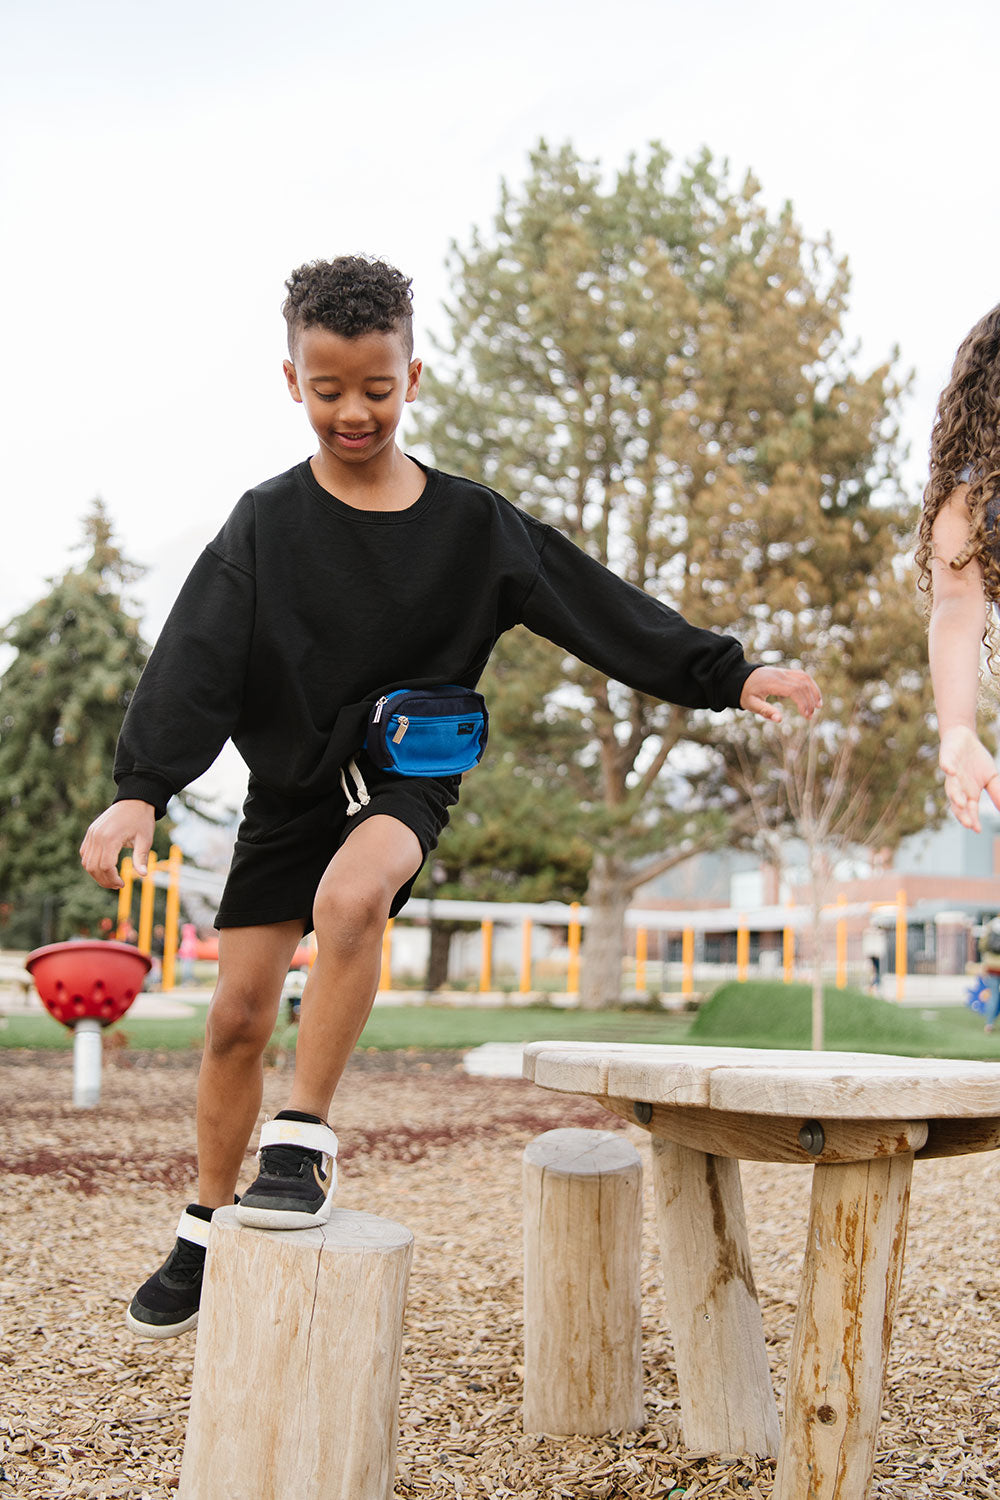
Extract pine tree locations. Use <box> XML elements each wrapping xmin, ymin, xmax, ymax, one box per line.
<box><xmin>415</xmin><ymin>141</ymin><xmax>940</xmax><ymax>1006</ymax></box>
<box><xmin>0</xmin><ymin>501</ymin><xmax>154</xmax><ymax>946</ymax></box>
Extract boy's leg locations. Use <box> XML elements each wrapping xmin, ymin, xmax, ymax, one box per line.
<box><xmin>126</xmin><ymin>919</ymin><xmax>304</xmax><ymax>1338</ymax></box>
<box><xmin>289</xmin><ymin>813</ymin><xmax>422</xmax><ymax>1117</ymax></box>
<box><xmin>236</xmin><ymin>814</ymin><xmax>422</xmax><ymax>1229</ymax></box>
<box><xmin>196</xmin><ymin>919</ymin><xmax>305</xmax><ymax>1206</ymax></box>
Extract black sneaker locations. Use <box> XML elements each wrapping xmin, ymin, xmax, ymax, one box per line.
<box><xmin>126</xmin><ymin>1205</ymin><xmax>212</xmax><ymax>1339</ymax></box>
<box><xmin>235</xmin><ymin>1111</ymin><xmax>339</xmax><ymax>1230</ymax></box>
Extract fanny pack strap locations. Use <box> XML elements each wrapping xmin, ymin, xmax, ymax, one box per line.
<box><xmin>339</xmin><ymin>757</ymin><xmax>371</xmax><ymax>817</ymax></box>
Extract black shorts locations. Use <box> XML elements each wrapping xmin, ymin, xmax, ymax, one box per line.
<box><xmin>215</xmin><ymin>753</ymin><xmax>461</xmax><ymax>932</ymax></box>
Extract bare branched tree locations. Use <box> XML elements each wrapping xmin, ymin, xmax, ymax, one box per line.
<box><xmin>736</xmin><ymin>719</ymin><xmax>912</xmax><ymax>1049</ymax></box>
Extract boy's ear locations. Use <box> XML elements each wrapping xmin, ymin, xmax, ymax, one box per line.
<box><xmin>405</xmin><ymin>358</ymin><xmax>423</xmax><ymax>403</ymax></box>
<box><xmin>283</xmin><ymin>358</ymin><xmax>303</xmax><ymax>403</ymax></box>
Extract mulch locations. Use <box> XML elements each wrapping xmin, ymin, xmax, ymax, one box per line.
<box><xmin>2</xmin><ymin>1048</ymin><xmax>1000</xmax><ymax>1498</ymax></box>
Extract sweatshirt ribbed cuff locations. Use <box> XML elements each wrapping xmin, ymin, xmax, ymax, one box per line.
<box><xmin>715</xmin><ymin>657</ymin><xmax>759</xmax><ymax>712</ymax></box>
<box><xmin>113</xmin><ymin>775</ymin><xmax>176</xmax><ymax>821</ymax></box>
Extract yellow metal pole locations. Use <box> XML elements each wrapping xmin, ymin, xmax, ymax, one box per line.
<box><xmin>783</xmin><ymin>903</ymin><xmax>795</xmax><ymax>983</ymax></box>
<box><xmin>116</xmin><ymin>857</ymin><xmax>134</xmax><ymax>940</ymax></box>
<box><xmin>895</xmin><ymin>889</ymin><xmax>907</xmax><ymax>1002</ymax></box>
<box><xmin>682</xmin><ymin>927</ymin><xmax>695</xmax><ymax>996</ymax></box>
<box><xmin>161</xmin><ymin>845</ymin><xmax>182</xmax><ymax>992</ymax></box>
<box><xmin>635</xmin><ymin>927</ymin><xmax>647</xmax><ymax>993</ymax></box>
<box><xmin>736</xmin><ymin>919</ymin><xmax>749</xmax><ymax>981</ymax></box>
<box><xmin>379</xmin><ymin>919</ymin><xmax>394</xmax><ymax>992</ymax></box>
<box><xmin>137</xmin><ymin>852</ymin><xmax>158</xmax><ymax>955</ymax></box>
<box><xmin>519</xmin><ymin>919</ymin><xmax>533</xmax><ymax>995</ymax></box>
<box><xmin>479</xmin><ymin>919</ymin><xmax>494</xmax><ymax>993</ymax></box>
<box><xmin>567</xmin><ymin>903</ymin><xmax>581</xmax><ymax>994</ymax></box>
<box><xmin>835</xmin><ymin>893</ymin><xmax>847</xmax><ymax>989</ymax></box>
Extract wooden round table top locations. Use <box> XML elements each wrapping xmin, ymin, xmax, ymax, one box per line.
<box><xmin>522</xmin><ymin>1041</ymin><xmax>1000</xmax><ymax>1119</ymax></box>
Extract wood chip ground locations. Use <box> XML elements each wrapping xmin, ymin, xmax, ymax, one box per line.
<box><xmin>2</xmin><ymin>1049</ymin><xmax>1000</xmax><ymax>1498</ymax></box>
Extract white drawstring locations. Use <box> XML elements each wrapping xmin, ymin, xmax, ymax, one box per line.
<box><xmin>339</xmin><ymin>757</ymin><xmax>371</xmax><ymax>816</ymax></box>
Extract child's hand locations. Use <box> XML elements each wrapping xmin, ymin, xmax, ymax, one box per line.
<box><xmin>80</xmin><ymin>800</ymin><xmax>156</xmax><ymax>889</ymax></box>
<box><xmin>939</xmin><ymin>725</ymin><xmax>1000</xmax><ymax>832</ymax></box>
<box><xmin>739</xmin><ymin>666</ymin><xmax>822</xmax><ymax>723</ymax></box>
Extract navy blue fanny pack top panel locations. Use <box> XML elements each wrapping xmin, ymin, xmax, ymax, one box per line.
<box><xmin>364</xmin><ymin>686</ymin><xmax>489</xmax><ymax>777</ymax></box>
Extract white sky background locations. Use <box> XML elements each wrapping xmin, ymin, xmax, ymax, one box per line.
<box><xmin>2</xmin><ymin>0</ymin><xmax>997</xmax><ymax>812</ymax></box>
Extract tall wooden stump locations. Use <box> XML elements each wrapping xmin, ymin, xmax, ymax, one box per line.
<box><xmin>522</xmin><ymin>1127</ymin><xmax>644</xmax><ymax>1435</ymax></box>
<box><xmin>179</xmin><ymin>1206</ymin><xmax>413</xmax><ymax>1500</ymax></box>
<box><xmin>651</xmin><ymin>1137</ymin><xmax>781</xmax><ymax>1458</ymax></box>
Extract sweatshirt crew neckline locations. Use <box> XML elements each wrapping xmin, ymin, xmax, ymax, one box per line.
<box><xmin>295</xmin><ymin>456</ymin><xmax>438</xmax><ymax>522</ymax></box>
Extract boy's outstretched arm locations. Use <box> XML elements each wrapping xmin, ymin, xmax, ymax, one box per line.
<box><xmin>739</xmin><ymin>666</ymin><xmax>822</xmax><ymax>723</ymax></box>
<box><xmin>80</xmin><ymin>800</ymin><xmax>156</xmax><ymax>890</ymax></box>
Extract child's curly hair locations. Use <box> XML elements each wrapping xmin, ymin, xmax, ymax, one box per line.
<box><xmin>917</xmin><ymin>304</ymin><xmax>1000</xmax><ymax>624</ymax></box>
<box><xmin>282</xmin><ymin>256</ymin><xmax>414</xmax><ymax>357</ymax></box>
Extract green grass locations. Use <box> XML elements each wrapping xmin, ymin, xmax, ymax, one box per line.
<box><xmin>691</xmin><ymin>980</ymin><xmax>1000</xmax><ymax>1059</ymax></box>
<box><xmin>0</xmin><ymin>1002</ymin><xmax>696</xmax><ymax>1054</ymax></box>
<box><xmin>5</xmin><ymin>982</ymin><xmax>999</xmax><ymax>1060</ymax></box>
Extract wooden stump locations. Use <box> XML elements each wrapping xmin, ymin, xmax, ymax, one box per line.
<box><xmin>522</xmin><ymin>1127</ymin><xmax>644</xmax><ymax>1435</ymax></box>
<box><xmin>651</xmin><ymin>1136</ymin><xmax>781</xmax><ymax>1458</ymax></box>
<box><xmin>773</xmin><ymin>1153</ymin><xmax>913</xmax><ymax>1500</ymax></box>
<box><xmin>178</xmin><ymin>1206</ymin><xmax>413</xmax><ymax>1500</ymax></box>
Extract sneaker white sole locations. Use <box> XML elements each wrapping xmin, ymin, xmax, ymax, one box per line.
<box><xmin>125</xmin><ymin>1307</ymin><xmax>199</xmax><ymax>1339</ymax></box>
<box><xmin>233</xmin><ymin>1195</ymin><xmax>335</xmax><ymax>1231</ymax></box>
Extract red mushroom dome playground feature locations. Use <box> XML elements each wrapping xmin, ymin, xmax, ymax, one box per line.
<box><xmin>26</xmin><ymin>940</ymin><xmax>153</xmax><ymax>1107</ymax></box>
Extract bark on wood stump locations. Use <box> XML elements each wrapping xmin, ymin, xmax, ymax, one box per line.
<box><xmin>178</xmin><ymin>1206</ymin><xmax>413</xmax><ymax>1500</ymax></box>
<box><xmin>651</xmin><ymin>1136</ymin><xmax>781</xmax><ymax>1458</ymax></box>
<box><xmin>773</xmin><ymin>1154</ymin><xmax>913</xmax><ymax>1500</ymax></box>
<box><xmin>522</xmin><ymin>1127</ymin><xmax>643</xmax><ymax>1435</ymax></box>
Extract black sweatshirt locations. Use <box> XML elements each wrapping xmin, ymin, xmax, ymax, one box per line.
<box><xmin>114</xmin><ymin>459</ymin><xmax>756</xmax><ymax>815</ymax></box>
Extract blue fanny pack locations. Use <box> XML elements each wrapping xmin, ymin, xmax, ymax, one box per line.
<box><xmin>364</xmin><ymin>686</ymin><xmax>489</xmax><ymax>778</ymax></box>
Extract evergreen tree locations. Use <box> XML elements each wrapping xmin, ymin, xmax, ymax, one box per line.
<box><xmin>0</xmin><ymin>501</ymin><xmax>155</xmax><ymax>946</ymax></box>
<box><xmin>416</xmin><ymin>141</ymin><xmax>940</xmax><ymax>1006</ymax></box>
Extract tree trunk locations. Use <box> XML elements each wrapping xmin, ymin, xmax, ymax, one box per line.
<box><xmin>811</xmin><ymin>898</ymin><xmax>825</xmax><ymax>1051</ymax></box>
<box><xmin>579</xmin><ymin>852</ymin><xmax>630</xmax><ymax>1010</ymax></box>
<box><xmin>425</xmin><ymin>922</ymin><xmax>454</xmax><ymax>993</ymax></box>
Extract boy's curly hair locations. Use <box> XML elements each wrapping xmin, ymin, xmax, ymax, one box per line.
<box><xmin>282</xmin><ymin>256</ymin><xmax>414</xmax><ymax>357</ymax></box>
<box><xmin>916</xmin><ymin>304</ymin><xmax>1000</xmax><ymax>630</ymax></box>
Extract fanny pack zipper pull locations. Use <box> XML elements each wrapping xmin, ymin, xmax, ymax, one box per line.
<box><xmin>392</xmin><ymin>715</ymin><xmax>409</xmax><ymax>744</ymax></box>
<box><xmin>372</xmin><ymin>696</ymin><xmax>388</xmax><ymax>724</ymax></box>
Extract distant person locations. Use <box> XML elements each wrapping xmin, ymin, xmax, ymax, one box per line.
<box><xmin>178</xmin><ymin>923</ymin><xmax>199</xmax><ymax>986</ymax></box>
<box><xmin>918</xmin><ymin>304</ymin><xmax>1000</xmax><ymax>835</ymax></box>
<box><xmin>80</xmin><ymin>255</ymin><xmax>821</xmax><ymax>1339</ymax></box>
<box><xmin>861</xmin><ymin>925</ymin><xmax>883</xmax><ymax>994</ymax></box>
<box><xmin>979</xmin><ymin>918</ymin><xmax>1000</xmax><ymax>1033</ymax></box>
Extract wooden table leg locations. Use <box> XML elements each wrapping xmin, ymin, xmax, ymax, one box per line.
<box><xmin>651</xmin><ymin>1137</ymin><xmax>781</xmax><ymax>1458</ymax></box>
<box><xmin>774</xmin><ymin>1153</ymin><xmax>913</xmax><ymax>1500</ymax></box>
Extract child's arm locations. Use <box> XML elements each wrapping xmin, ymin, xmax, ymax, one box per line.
<box><xmin>928</xmin><ymin>487</ymin><xmax>1000</xmax><ymax>831</ymax></box>
<box><xmin>80</xmin><ymin>799</ymin><xmax>156</xmax><ymax>890</ymax></box>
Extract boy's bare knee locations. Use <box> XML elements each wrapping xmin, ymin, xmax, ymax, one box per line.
<box><xmin>205</xmin><ymin>985</ymin><xmax>277</xmax><ymax>1056</ymax></box>
<box><xmin>313</xmin><ymin>878</ymin><xmax>391</xmax><ymax>951</ymax></box>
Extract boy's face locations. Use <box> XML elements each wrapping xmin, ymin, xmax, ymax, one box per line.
<box><xmin>283</xmin><ymin>325</ymin><xmax>421</xmax><ymax>474</ymax></box>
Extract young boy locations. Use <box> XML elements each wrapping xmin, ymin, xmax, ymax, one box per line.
<box><xmin>81</xmin><ymin>256</ymin><xmax>821</xmax><ymax>1338</ymax></box>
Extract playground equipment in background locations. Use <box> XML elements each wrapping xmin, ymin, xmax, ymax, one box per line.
<box><xmin>115</xmin><ymin>846</ymin><xmax>312</xmax><ymax>990</ymax></box>
<box><xmin>120</xmin><ymin>845</ymin><xmax>916</xmax><ymax>1001</ymax></box>
<box><xmin>25</xmin><ymin>940</ymin><xmax>152</xmax><ymax>1107</ymax></box>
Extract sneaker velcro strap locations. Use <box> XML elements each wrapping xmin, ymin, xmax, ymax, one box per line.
<box><xmin>176</xmin><ymin>1209</ymin><xmax>212</xmax><ymax>1249</ymax></box>
<box><xmin>259</xmin><ymin>1119</ymin><xmax>339</xmax><ymax>1158</ymax></box>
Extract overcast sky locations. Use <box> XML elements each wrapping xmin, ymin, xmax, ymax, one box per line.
<box><xmin>2</xmin><ymin>0</ymin><xmax>997</xmax><ymax>802</ymax></box>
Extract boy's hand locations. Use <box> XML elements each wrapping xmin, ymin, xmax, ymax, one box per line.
<box><xmin>939</xmin><ymin>725</ymin><xmax>1000</xmax><ymax>833</ymax></box>
<box><xmin>80</xmin><ymin>800</ymin><xmax>156</xmax><ymax>889</ymax></box>
<box><xmin>739</xmin><ymin>666</ymin><xmax>822</xmax><ymax>723</ymax></box>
